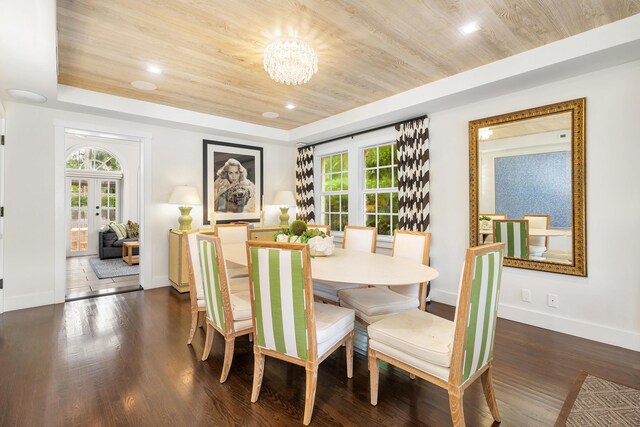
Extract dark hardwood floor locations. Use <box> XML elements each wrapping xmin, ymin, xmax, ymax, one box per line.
<box><xmin>0</xmin><ymin>288</ymin><xmax>638</xmax><ymax>426</ymax></box>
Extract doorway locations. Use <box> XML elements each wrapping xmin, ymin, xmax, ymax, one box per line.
<box><xmin>63</xmin><ymin>132</ymin><xmax>142</xmax><ymax>301</ymax></box>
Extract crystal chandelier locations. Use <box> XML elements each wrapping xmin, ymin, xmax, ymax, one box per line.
<box><xmin>264</xmin><ymin>38</ymin><xmax>318</xmax><ymax>85</ymax></box>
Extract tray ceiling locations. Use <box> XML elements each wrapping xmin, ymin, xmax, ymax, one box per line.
<box><xmin>57</xmin><ymin>0</ymin><xmax>640</xmax><ymax>130</ymax></box>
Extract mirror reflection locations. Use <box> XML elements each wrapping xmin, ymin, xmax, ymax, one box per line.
<box><xmin>477</xmin><ymin>111</ymin><xmax>573</xmax><ymax>264</ymax></box>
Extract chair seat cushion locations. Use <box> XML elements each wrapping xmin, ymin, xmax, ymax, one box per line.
<box><xmin>230</xmin><ymin>290</ymin><xmax>252</xmax><ymax>321</ymax></box>
<box><xmin>314</xmin><ymin>303</ymin><xmax>355</xmax><ymax>357</ymax></box>
<box><xmin>234</xmin><ymin>318</ymin><xmax>253</xmax><ymax>332</ymax></box>
<box><xmin>339</xmin><ymin>287</ymin><xmax>419</xmax><ymax>317</ymax></box>
<box><xmin>369</xmin><ymin>339</ymin><xmax>451</xmax><ymax>381</ymax></box>
<box><xmin>313</xmin><ymin>280</ymin><xmax>365</xmax><ymax>300</ymax></box>
<box><xmin>228</xmin><ymin>276</ymin><xmax>250</xmax><ymax>294</ymax></box>
<box><xmin>367</xmin><ymin>310</ymin><xmax>454</xmax><ymax>368</ymax></box>
<box><xmin>197</xmin><ymin>298</ymin><xmax>205</xmax><ymax>308</ymax></box>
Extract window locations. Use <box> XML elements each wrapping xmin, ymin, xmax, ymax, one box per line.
<box><xmin>363</xmin><ymin>143</ymin><xmax>399</xmax><ymax>236</ymax></box>
<box><xmin>66</xmin><ymin>148</ymin><xmax>122</xmax><ymax>172</ymax></box>
<box><xmin>318</xmin><ymin>152</ymin><xmax>349</xmax><ymax>232</ymax></box>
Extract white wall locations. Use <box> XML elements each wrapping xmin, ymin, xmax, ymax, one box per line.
<box><xmin>429</xmin><ymin>60</ymin><xmax>640</xmax><ymax>351</ymax></box>
<box><xmin>4</xmin><ymin>102</ymin><xmax>296</xmax><ymax>310</ymax></box>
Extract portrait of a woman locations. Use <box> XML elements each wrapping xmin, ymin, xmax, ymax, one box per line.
<box><xmin>213</xmin><ymin>158</ymin><xmax>256</xmax><ymax>213</ymax></box>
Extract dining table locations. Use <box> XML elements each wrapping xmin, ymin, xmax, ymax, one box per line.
<box><xmin>222</xmin><ymin>243</ymin><xmax>439</xmax><ymax>286</ymax></box>
<box><xmin>479</xmin><ymin>228</ymin><xmax>571</xmax><ymax>244</ymax></box>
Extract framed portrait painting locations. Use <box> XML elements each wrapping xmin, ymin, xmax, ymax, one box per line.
<box><xmin>203</xmin><ymin>140</ymin><xmax>263</xmax><ymax>224</ymax></box>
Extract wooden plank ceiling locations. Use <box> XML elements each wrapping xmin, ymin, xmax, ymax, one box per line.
<box><xmin>57</xmin><ymin>0</ymin><xmax>640</xmax><ymax>130</ymax></box>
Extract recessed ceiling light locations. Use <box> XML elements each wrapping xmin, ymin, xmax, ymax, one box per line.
<box><xmin>262</xmin><ymin>112</ymin><xmax>279</xmax><ymax>119</ymax></box>
<box><xmin>131</xmin><ymin>80</ymin><xmax>157</xmax><ymax>91</ymax></box>
<box><xmin>459</xmin><ymin>22</ymin><xmax>480</xmax><ymax>35</ymax></box>
<box><xmin>147</xmin><ymin>65</ymin><xmax>162</xmax><ymax>74</ymax></box>
<box><xmin>6</xmin><ymin>89</ymin><xmax>47</xmax><ymax>103</ymax></box>
<box><xmin>285</xmin><ymin>103</ymin><xmax>296</xmax><ymax>110</ymax></box>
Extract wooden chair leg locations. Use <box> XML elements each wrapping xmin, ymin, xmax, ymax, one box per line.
<box><xmin>410</xmin><ymin>373</ymin><xmax>416</xmax><ymax>380</ymax></box>
<box><xmin>369</xmin><ymin>349</ymin><xmax>379</xmax><ymax>406</ymax></box>
<box><xmin>197</xmin><ymin>311</ymin><xmax>205</xmax><ymax>328</ymax></box>
<box><xmin>448</xmin><ymin>389</ymin><xmax>465</xmax><ymax>427</ymax></box>
<box><xmin>481</xmin><ymin>365</ymin><xmax>501</xmax><ymax>422</ymax></box>
<box><xmin>303</xmin><ymin>365</ymin><xmax>319</xmax><ymax>426</ymax></box>
<box><xmin>187</xmin><ymin>310</ymin><xmax>198</xmax><ymax>345</ymax></box>
<box><xmin>220</xmin><ymin>338</ymin><xmax>235</xmax><ymax>383</ymax></box>
<box><xmin>251</xmin><ymin>351</ymin><xmax>265</xmax><ymax>403</ymax></box>
<box><xmin>201</xmin><ymin>323</ymin><xmax>214</xmax><ymax>361</ymax></box>
<box><xmin>248</xmin><ymin>333</ymin><xmax>253</xmax><ymax>342</ymax></box>
<box><xmin>345</xmin><ymin>333</ymin><xmax>354</xmax><ymax>379</ymax></box>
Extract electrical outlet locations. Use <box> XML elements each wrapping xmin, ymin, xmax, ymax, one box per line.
<box><xmin>521</xmin><ymin>288</ymin><xmax>532</xmax><ymax>302</ymax></box>
<box><xmin>548</xmin><ymin>293</ymin><xmax>559</xmax><ymax>308</ymax></box>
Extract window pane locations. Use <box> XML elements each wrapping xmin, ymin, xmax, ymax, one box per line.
<box><xmin>378</xmin><ymin>215</ymin><xmax>391</xmax><ymax>236</ymax></box>
<box><xmin>379</xmin><ymin>145</ymin><xmax>392</xmax><ymax>167</ymax></box>
<box><xmin>392</xmin><ymin>192</ymin><xmax>398</xmax><ymax>213</ymax></box>
<box><xmin>341</xmin><ymin>214</ymin><xmax>348</xmax><ymax>231</ymax></box>
<box><xmin>331</xmin><ymin>173</ymin><xmax>342</xmax><ymax>191</ymax></box>
<box><xmin>365</xmin><ymin>169</ymin><xmax>377</xmax><ymax>189</ymax></box>
<box><xmin>321</xmin><ymin>196</ymin><xmax>330</xmax><ymax>212</ymax></box>
<box><xmin>331</xmin><ymin>155</ymin><xmax>341</xmax><ymax>172</ymax></box>
<box><xmin>364</xmin><ymin>147</ymin><xmax>377</xmax><ymax>168</ymax></box>
<box><xmin>340</xmin><ymin>194</ymin><xmax>348</xmax><ymax>212</ymax></box>
<box><xmin>366</xmin><ymin>214</ymin><xmax>376</xmax><ymax>228</ymax></box>
<box><xmin>330</xmin><ymin>214</ymin><xmax>340</xmax><ymax>231</ymax></box>
<box><xmin>71</xmin><ymin>208</ymin><xmax>79</xmax><ymax>220</ymax></box>
<box><xmin>341</xmin><ymin>172</ymin><xmax>349</xmax><ymax>190</ymax></box>
<box><xmin>323</xmin><ymin>157</ymin><xmax>330</xmax><ymax>173</ymax></box>
<box><xmin>109</xmin><ymin>195</ymin><xmax>116</xmax><ymax>208</ymax></box>
<box><xmin>394</xmin><ymin>166</ymin><xmax>398</xmax><ymax>187</ymax></box>
<box><xmin>109</xmin><ymin>210</ymin><xmax>116</xmax><ymax>221</ymax></box>
<box><xmin>101</xmin><ymin>194</ymin><xmax>108</xmax><ymax>206</ymax></box>
<box><xmin>330</xmin><ymin>195</ymin><xmax>340</xmax><ymax>212</ymax></box>
<box><xmin>379</xmin><ymin>167</ymin><xmax>392</xmax><ymax>188</ymax></box>
<box><xmin>323</xmin><ymin>174</ymin><xmax>330</xmax><ymax>192</ymax></box>
<box><xmin>393</xmin><ymin>144</ymin><xmax>398</xmax><ymax>164</ymax></box>
<box><xmin>324</xmin><ymin>214</ymin><xmax>330</xmax><ymax>226</ymax></box>
<box><xmin>71</xmin><ymin>195</ymin><xmax>78</xmax><ymax>207</ymax></box>
<box><xmin>377</xmin><ymin>193</ymin><xmax>390</xmax><ymax>213</ymax></box>
<box><xmin>365</xmin><ymin>193</ymin><xmax>376</xmax><ymax>213</ymax></box>
<box><xmin>391</xmin><ymin>215</ymin><xmax>399</xmax><ymax>234</ymax></box>
<box><xmin>79</xmin><ymin>195</ymin><xmax>88</xmax><ymax>207</ymax></box>
<box><xmin>341</xmin><ymin>153</ymin><xmax>348</xmax><ymax>170</ymax></box>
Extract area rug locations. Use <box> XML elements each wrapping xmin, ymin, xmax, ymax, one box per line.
<box><xmin>555</xmin><ymin>371</ymin><xmax>640</xmax><ymax>426</ymax></box>
<box><xmin>89</xmin><ymin>257</ymin><xmax>139</xmax><ymax>279</ymax></box>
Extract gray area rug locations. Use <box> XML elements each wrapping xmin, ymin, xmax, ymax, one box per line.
<box><xmin>556</xmin><ymin>371</ymin><xmax>640</xmax><ymax>426</ymax></box>
<box><xmin>89</xmin><ymin>257</ymin><xmax>139</xmax><ymax>279</ymax></box>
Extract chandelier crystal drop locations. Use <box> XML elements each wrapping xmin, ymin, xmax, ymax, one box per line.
<box><xmin>264</xmin><ymin>38</ymin><xmax>318</xmax><ymax>85</ymax></box>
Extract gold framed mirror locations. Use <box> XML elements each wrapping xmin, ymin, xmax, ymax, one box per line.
<box><xmin>469</xmin><ymin>98</ymin><xmax>586</xmax><ymax>276</ymax></box>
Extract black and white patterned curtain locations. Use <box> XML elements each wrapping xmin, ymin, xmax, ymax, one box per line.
<box><xmin>396</xmin><ymin>117</ymin><xmax>430</xmax><ymax>232</ymax></box>
<box><xmin>295</xmin><ymin>146</ymin><xmax>315</xmax><ymax>223</ymax></box>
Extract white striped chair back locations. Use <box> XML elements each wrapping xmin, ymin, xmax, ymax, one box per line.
<box><xmin>452</xmin><ymin>244</ymin><xmax>504</xmax><ymax>385</ymax></box>
<box><xmin>185</xmin><ymin>231</ymin><xmax>205</xmax><ymax>299</ymax></box>
<box><xmin>523</xmin><ymin>214</ymin><xmax>550</xmax><ymax>248</ymax></box>
<box><xmin>248</xmin><ymin>243</ymin><xmax>312</xmax><ymax>361</ymax></box>
<box><xmin>197</xmin><ymin>235</ymin><xmax>232</xmax><ymax>332</ymax></box>
<box><xmin>493</xmin><ymin>220</ymin><xmax>529</xmax><ymax>259</ymax></box>
<box><xmin>391</xmin><ymin>230</ymin><xmax>431</xmax><ymax>298</ymax></box>
<box><xmin>343</xmin><ymin>226</ymin><xmax>377</xmax><ymax>253</ymax></box>
<box><xmin>216</xmin><ymin>223</ymin><xmax>250</xmax><ymax>244</ymax></box>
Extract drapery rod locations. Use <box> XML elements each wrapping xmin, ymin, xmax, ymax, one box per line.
<box><xmin>301</xmin><ymin>114</ymin><xmax>428</xmax><ymax>148</ymax></box>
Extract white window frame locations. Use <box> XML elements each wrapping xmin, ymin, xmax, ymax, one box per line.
<box><xmin>317</xmin><ymin>151</ymin><xmax>349</xmax><ymax>233</ymax></box>
<box><xmin>313</xmin><ymin>127</ymin><xmax>397</xmax><ymax>247</ymax></box>
<box><xmin>362</xmin><ymin>142</ymin><xmax>399</xmax><ymax>238</ymax></box>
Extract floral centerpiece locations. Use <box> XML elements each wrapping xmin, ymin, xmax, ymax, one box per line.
<box><xmin>273</xmin><ymin>220</ymin><xmax>335</xmax><ymax>256</ymax></box>
<box><xmin>479</xmin><ymin>215</ymin><xmax>492</xmax><ymax>231</ymax></box>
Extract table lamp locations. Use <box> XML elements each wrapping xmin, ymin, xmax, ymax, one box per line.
<box><xmin>169</xmin><ymin>185</ymin><xmax>201</xmax><ymax>231</ymax></box>
<box><xmin>273</xmin><ymin>190</ymin><xmax>296</xmax><ymax>226</ymax></box>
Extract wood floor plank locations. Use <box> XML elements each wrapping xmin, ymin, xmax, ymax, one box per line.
<box><xmin>0</xmin><ymin>288</ymin><xmax>637</xmax><ymax>426</ymax></box>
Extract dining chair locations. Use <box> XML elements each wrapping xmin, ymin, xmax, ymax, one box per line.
<box><xmin>182</xmin><ymin>229</ymin><xmax>206</xmax><ymax>345</ymax></box>
<box><xmin>368</xmin><ymin>243</ymin><xmax>505</xmax><ymax>427</ymax></box>
<box><xmin>338</xmin><ymin>230</ymin><xmax>431</xmax><ymax>325</ymax></box>
<box><xmin>312</xmin><ymin>225</ymin><xmax>377</xmax><ymax>305</ymax></box>
<box><xmin>246</xmin><ymin>240</ymin><xmax>355</xmax><ymax>426</ymax></box>
<box><xmin>197</xmin><ymin>234</ymin><xmax>253</xmax><ymax>383</ymax></box>
<box><xmin>480</xmin><ymin>213</ymin><xmax>506</xmax><ymax>243</ymax></box>
<box><xmin>215</xmin><ymin>223</ymin><xmax>250</xmax><ymax>278</ymax></box>
<box><xmin>306</xmin><ymin>223</ymin><xmax>331</xmax><ymax>236</ymax></box>
<box><xmin>493</xmin><ymin>219</ymin><xmax>529</xmax><ymax>259</ymax></box>
<box><xmin>523</xmin><ymin>214</ymin><xmax>550</xmax><ymax>249</ymax></box>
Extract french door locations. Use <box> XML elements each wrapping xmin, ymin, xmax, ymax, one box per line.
<box><xmin>66</xmin><ymin>176</ymin><xmax>119</xmax><ymax>256</ymax></box>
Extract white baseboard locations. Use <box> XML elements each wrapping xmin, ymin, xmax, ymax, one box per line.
<box><xmin>145</xmin><ymin>275</ymin><xmax>171</xmax><ymax>290</ymax></box>
<box><xmin>431</xmin><ymin>289</ymin><xmax>640</xmax><ymax>352</ymax></box>
<box><xmin>5</xmin><ymin>290</ymin><xmax>55</xmax><ymax>312</ymax></box>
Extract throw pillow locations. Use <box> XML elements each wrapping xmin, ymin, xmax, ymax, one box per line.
<box><xmin>109</xmin><ymin>222</ymin><xmax>128</xmax><ymax>240</ymax></box>
<box><xmin>127</xmin><ymin>220</ymin><xmax>140</xmax><ymax>238</ymax></box>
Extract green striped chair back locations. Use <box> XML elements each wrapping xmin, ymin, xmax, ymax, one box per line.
<box><xmin>198</xmin><ymin>236</ymin><xmax>230</xmax><ymax>332</ymax></box>
<box><xmin>493</xmin><ymin>220</ymin><xmax>528</xmax><ymax>258</ymax></box>
<box><xmin>459</xmin><ymin>246</ymin><xmax>504</xmax><ymax>383</ymax></box>
<box><xmin>248</xmin><ymin>245</ymin><xmax>310</xmax><ymax>361</ymax></box>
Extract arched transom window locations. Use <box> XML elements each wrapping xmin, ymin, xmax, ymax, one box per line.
<box><xmin>66</xmin><ymin>148</ymin><xmax>122</xmax><ymax>172</ymax></box>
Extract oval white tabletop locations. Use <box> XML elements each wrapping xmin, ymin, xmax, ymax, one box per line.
<box><xmin>222</xmin><ymin>243</ymin><xmax>439</xmax><ymax>286</ymax></box>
